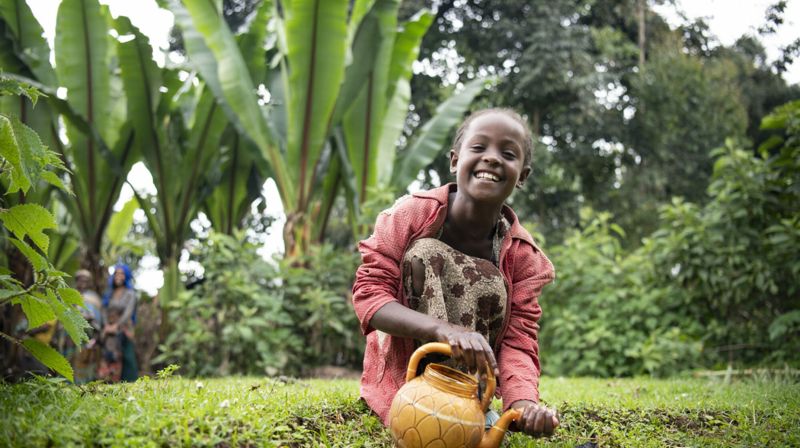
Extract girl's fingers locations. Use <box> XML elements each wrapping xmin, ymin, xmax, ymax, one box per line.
<box><xmin>477</xmin><ymin>337</ymin><xmax>499</xmax><ymax>376</ymax></box>
<box><xmin>542</xmin><ymin>410</ymin><xmax>554</xmax><ymax>435</ymax></box>
<box><xmin>461</xmin><ymin>337</ymin><xmax>479</xmax><ymax>372</ymax></box>
<box><xmin>532</xmin><ymin>407</ymin><xmax>545</xmax><ymax>435</ymax></box>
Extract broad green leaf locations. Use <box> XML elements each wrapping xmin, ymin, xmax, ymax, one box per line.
<box><xmin>0</xmin><ymin>113</ymin><xmax>53</xmax><ymax>194</ymax></box>
<box><xmin>18</xmin><ymin>293</ymin><xmax>55</xmax><ymax>329</ymax></box>
<box><xmin>341</xmin><ymin>0</ymin><xmax>399</xmax><ymax>203</ymax></box>
<box><xmin>9</xmin><ymin>237</ymin><xmax>47</xmax><ymax>271</ymax></box>
<box><xmin>55</xmin><ymin>0</ymin><xmax>111</xmax><ymax>136</ymax></box>
<box><xmin>391</xmin><ymin>78</ymin><xmax>489</xmax><ymax>191</ymax></box>
<box><xmin>40</xmin><ymin>170</ymin><xmax>72</xmax><ymax>195</ymax></box>
<box><xmin>376</xmin><ymin>77</ymin><xmax>410</xmax><ymax>184</ymax></box>
<box><xmin>173</xmin><ymin>0</ymin><xmax>291</xmax><ymax>204</ymax></box>
<box><xmin>373</xmin><ymin>11</ymin><xmax>433</xmax><ymax>182</ymax></box>
<box><xmin>0</xmin><ymin>203</ymin><xmax>57</xmax><ymax>252</ymax></box>
<box><xmin>22</xmin><ymin>338</ymin><xmax>74</xmax><ymax>382</ymax></box>
<box><xmin>384</xmin><ymin>10</ymin><xmax>433</xmax><ymax>103</ymax></box>
<box><xmin>106</xmin><ymin>197</ymin><xmax>138</xmax><ymax>248</ymax></box>
<box><xmin>0</xmin><ymin>113</ymin><xmax>32</xmax><ymax>193</ymax></box>
<box><xmin>48</xmin><ymin>295</ymin><xmax>89</xmax><ymax>346</ymax></box>
<box><xmin>285</xmin><ymin>0</ymin><xmax>349</xmax><ymax>208</ymax></box>
<box><xmin>57</xmin><ymin>287</ymin><xmax>84</xmax><ymax>307</ymax></box>
<box><xmin>0</xmin><ymin>0</ymin><xmax>56</xmax><ymax>86</ymax></box>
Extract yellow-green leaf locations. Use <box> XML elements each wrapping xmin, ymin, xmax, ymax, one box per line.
<box><xmin>0</xmin><ymin>203</ymin><xmax>57</xmax><ymax>252</ymax></box>
<box><xmin>8</xmin><ymin>238</ymin><xmax>47</xmax><ymax>272</ymax></box>
<box><xmin>49</xmin><ymin>296</ymin><xmax>89</xmax><ymax>346</ymax></box>
<box><xmin>58</xmin><ymin>287</ymin><xmax>84</xmax><ymax>307</ymax></box>
<box><xmin>18</xmin><ymin>294</ymin><xmax>55</xmax><ymax>329</ymax></box>
<box><xmin>22</xmin><ymin>338</ymin><xmax>74</xmax><ymax>382</ymax></box>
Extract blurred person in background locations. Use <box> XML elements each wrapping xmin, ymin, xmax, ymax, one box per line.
<box><xmin>102</xmin><ymin>264</ymin><xmax>138</xmax><ymax>382</ymax></box>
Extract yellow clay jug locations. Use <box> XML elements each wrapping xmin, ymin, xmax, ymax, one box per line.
<box><xmin>387</xmin><ymin>342</ymin><xmax>521</xmax><ymax>448</ymax></box>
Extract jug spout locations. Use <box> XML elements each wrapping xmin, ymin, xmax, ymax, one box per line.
<box><xmin>478</xmin><ymin>408</ymin><xmax>521</xmax><ymax>448</ymax></box>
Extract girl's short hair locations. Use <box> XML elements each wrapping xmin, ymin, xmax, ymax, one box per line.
<box><xmin>451</xmin><ymin>108</ymin><xmax>534</xmax><ymax>167</ymax></box>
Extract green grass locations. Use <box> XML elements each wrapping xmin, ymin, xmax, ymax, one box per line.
<box><xmin>2</xmin><ymin>374</ymin><xmax>798</xmax><ymax>447</ymax></box>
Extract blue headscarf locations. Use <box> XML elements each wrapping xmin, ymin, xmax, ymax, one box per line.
<box><xmin>103</xmin><ymin>263</ymin><xmax>136</xmax><ymax>322</ymax></box>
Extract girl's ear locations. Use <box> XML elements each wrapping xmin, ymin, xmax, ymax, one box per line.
<box><xmin>449</xmin><ymin>149</ymin><xmax>458</xmax><ymax>174</ymax></box>
<box><xmin>516</xmin><ymin>166</ymin><xmax>532</xmax><ymax>188</ymax></box>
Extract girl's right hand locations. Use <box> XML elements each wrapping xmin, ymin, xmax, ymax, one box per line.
<box><xmin>435</xmin><ymin>324</ymin><xmax>499</xmax><ymax>378</ymax></box>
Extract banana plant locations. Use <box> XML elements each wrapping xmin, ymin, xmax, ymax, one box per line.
<box><xmin>169</xmin><ymin>0</ymin><xmax>486</xmax><ymax>254</ymax></box>
<box><xmin>116</xmin><ymin>16</ymin><xmax>229</xmax><ymax>305</ymax></box>
<box><xmin>0</xmin><ymin>0</ymin><xmax>138</xmax><ymax>292</ymax></box>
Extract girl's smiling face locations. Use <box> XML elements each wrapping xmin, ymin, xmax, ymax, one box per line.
<box><xmin>450</xmin><ymin>112</ymin><xmax>531</xmax><ymax>204</ymax></box>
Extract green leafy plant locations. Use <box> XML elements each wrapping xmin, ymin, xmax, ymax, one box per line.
<box><xmin>0</xmin><ymin>78</ymin><xmax>89</xmax><ymax>382</ymax></box>
<box><xmin>155</xmin><ymin>231</ymin><xmax>295</xmax><ymax>377</ymax></box>
<box><xmin>279</xmin><ymin>243</ymin><xmax>363</xmax><ymax>373</ymax></box>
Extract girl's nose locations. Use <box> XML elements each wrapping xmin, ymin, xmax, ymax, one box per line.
<box><xmin>482</xmin><ymin>151</ymin><xmax>501</xmax><ymax>165</ymax></box>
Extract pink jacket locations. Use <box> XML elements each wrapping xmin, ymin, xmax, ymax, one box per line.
<box><xmin>352</xmin><ymin>184</ymin><xmax>555</xmax><ymax>424</ymax></box>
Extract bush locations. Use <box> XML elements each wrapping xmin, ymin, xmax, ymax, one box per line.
<box><xmin>156</xmin><ymin>233</ymin><xmax>363</xmax><ymax>377</ymax></box>
<box><xmin>279</xmin><ymin>244</ymin><xmax>363</xmax><ymax>374</ymax></box>
<box><xmin>541</xmin><ymin>102</ymin><xmax>800</xmax><ymax>375</ymax></box>
<box><xmin>647</xmin><ymin>106</ymin><xmax>800</xmax><ymax>366</ymax></box>
<box><xmin>539</xmin><ymin>211</ymin><xmax>700</xmax><ymax>377</ymax></box>
<box><xmin>156</xmin><ymin>232</ymin><xmax>295</xmax><ymax>376</ymax></box>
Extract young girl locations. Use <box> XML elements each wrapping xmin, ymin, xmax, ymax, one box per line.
<box><xmin>352</xmin><ymin>108</ymin><xmax>559</xmax><ymax>438</ymax></box>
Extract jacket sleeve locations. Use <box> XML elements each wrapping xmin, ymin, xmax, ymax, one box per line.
<box><xmin>352</xmin><ymin>198</ymin><xmax>416</xmax><ymax>335</ymax></box>
<box><xmin>497</xmin><ymin>242</ymin><xmax>555</xmax><ymax>410</ymax></box>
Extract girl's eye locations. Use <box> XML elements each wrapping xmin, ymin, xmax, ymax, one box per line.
<box><xmin>470</xmin><ymin>145</ymin><xmax>485</xmax><ymax>151</ymax></box>
<box><xmin>503</xmin><ymin>150</ymin><xmax>517</xmax><ymax>159</ymax></box>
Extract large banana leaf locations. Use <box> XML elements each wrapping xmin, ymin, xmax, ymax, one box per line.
<box><xmin>53</xmin><ymin>0</ymin><xmax>132</xmax><ymax>258</ymax></box>
<box><xmin>0</xmin><ymin>0</ymin><xmax>56</xmax><ymax>86</ymax></box>
<box><xmin>205</xmin><ymin>129</ymin><xmax>268</xmax><ymax>235</ymax></box>
<box><xmin>118</xmin><ymin>16</ymin><xmax>226</xmax><ymax>258</ymax></box>
<box><xmin>284</xmin><ymin>0</ymin><xmax>349</xmax><ymax>211</ymax></box>
<box><xmin>340</xmin><ymin>0</ymin><xmax>398</xmax><ymax>203</ymax></box>
<box><xmin>390</xmin><ymin>78</ymin><xmax>489</xmax><ymax>192</ymax></box>
<box><xmin>376</xmin><ymin>9</ymin><xmax>433</xmax><ymax>185</ymax></box>
<box><xmin>170</xmin><ymin>0</ymin><xmax>290</xmax><ymax>204</ymax></box>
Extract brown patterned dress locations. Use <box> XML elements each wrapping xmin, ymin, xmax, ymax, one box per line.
<box><xmin>401</xmin><ymin>216</ymin><xmax>510</xmax><ymax>358</ymax></box>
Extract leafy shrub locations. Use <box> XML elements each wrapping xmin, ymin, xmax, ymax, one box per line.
<box><xmin>541</xmin><ymin>101</ymin><xmax>800</xmax><ymax>375</ymax></box>
<box><xmin>646</xmin><ymin>103</ymin><xmax>800</xmax><ymax>366</ymax></box>
<box><xmin>539</xmin><ymin>211</ymin><xmax>700</xmax><ymax>377</ymax></box>
<box><xmin>156</xmin><ymin>233</ymin><xmax>363</xmax><ymax>377</ymax></box>
<box><xmin>279</xmin><ymin>244</ymin><xmax>363</xmax><ymax>374</ymax></box>
<box><xmin>155</xmin><ymin>232</ymin><xmax>295</xmax><ymax>376</ymax></box>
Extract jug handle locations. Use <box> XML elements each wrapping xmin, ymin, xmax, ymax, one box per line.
<box><xmin>406</xmin><ymin>342</ymin><xmax>496</xmax><ymax>413</ymax></box>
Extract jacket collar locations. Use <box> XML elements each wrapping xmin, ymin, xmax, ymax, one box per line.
<box><xmin>412</xmin><ymin>183</ymin><xmax>541</xmax><ymax>251</ymax></box>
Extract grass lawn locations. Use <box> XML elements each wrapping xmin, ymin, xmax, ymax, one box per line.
<box><xmin>1</xmin><ymin>373</ymin><xmax>798</xmax><ymax>447</ymax></box>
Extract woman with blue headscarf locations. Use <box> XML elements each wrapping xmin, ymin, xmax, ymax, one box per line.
<box><xmin>101</xmin><ymin>264</ymin><xmax>138</xmax><ymax>382</ymax></box>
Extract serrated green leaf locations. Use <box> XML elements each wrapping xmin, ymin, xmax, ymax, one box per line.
<box><xmin>18</xmin><ymin>294</ymin><xmax>56</xmax><ymax>329</ymax></box>
<box><xmin>22</xmin><ymin>338</ymin><xmax>74</xmax><ymax>382</ymax></box>
<box><xmin>58</xmin><ymin>287</ymin><xmax>84</xmax><ymax>307</ymax></box>
<box><xmin>0</xmin><ymin>78</ymin><xmax>44</xmax><ymax>104</ymax></box>
<box><xmin>9</xmin><ymin>238</ymin><xmax>48</xmax><ymax>272</ymax></box>
<box><xmin>0</xmin><ymin>114</ymin><xmax>32</xmax><ymax>193</ymax></box>
<box><xmin>0</xmin><ymin>203</ymin><xmax>57</xmax><ymax>252</ymax></box>
<box><xmin>0</xmin><ymin>289</ymin><xmax>22</xmax><ymax>301</ymax></box>
<box><xmin>0</xmin><ymin>112</ymin><xmax>55</xmax><ymax>194</ymax></box>
<box><xmin>39</xmin><ymin>170</ymin><xmax>73</xmax><ymax>195</ymax></box>
<box><xmin>49</xmin><ymin>297</ymin><xmax>89</xmax><ymax>346</ymax></box>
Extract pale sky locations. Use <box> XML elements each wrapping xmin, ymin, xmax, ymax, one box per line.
<box><xmin>23</xmin><ymin>0</ymin><xmax>800</xmax><ymax>294</ymax></box>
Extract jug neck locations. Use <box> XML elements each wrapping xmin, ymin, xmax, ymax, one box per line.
<box><xmin>422</xmin><ymin>364</ymin><xmax>478</xmax><ymax>399</ymax></box>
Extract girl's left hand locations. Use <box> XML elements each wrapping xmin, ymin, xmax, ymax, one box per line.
<box><xmin>510</xmin><ymin>400</ymin><xmax>559</xmax><ymax>437</ymax></box>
